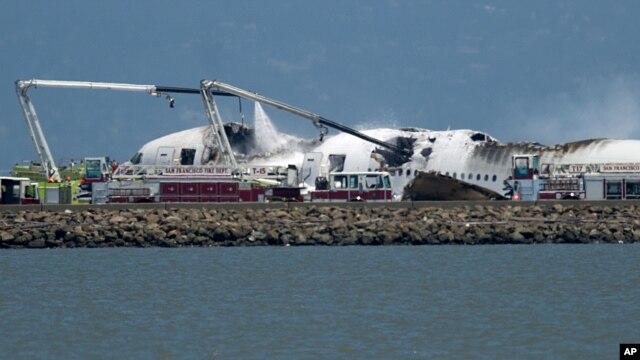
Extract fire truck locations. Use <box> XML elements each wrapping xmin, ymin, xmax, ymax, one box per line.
<box><xmin>507</xmin><ymin>154</ymin><xmax>640</xmax><ymax>201</ymax></box>
<box><xmin>311</xmin><ymin>171</ymin><xmax>393</xmax><ymax>202</ymax></box>
<box><xmin>16</xmin><ymin>78</ymin><xmax>402</xmax><ymax>204</ymax></box>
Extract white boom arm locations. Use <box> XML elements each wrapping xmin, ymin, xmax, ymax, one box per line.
<box><xmin>15</xmin><ymin>79</ymin><xmax>174</xmax><ymax>182</ymax></box>
<box><xmin>209</xmin><ymin>80</ymin><xmax>412</xmax><ymax>157</ymax></box>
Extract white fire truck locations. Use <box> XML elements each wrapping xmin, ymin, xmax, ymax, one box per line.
<box><xmin>507</xmin><ymin>154</ymin><xmax>640</xmax><ymax>201</ymax></box>
<box><xmin>311</xmin><ymin>171</ymin><xmax>393</xmax><ymax>202</ymax></box>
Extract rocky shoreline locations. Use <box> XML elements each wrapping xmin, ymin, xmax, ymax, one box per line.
<box><xmin>1</xmin><ymin>204</ymin><xmax>639</xmax><ymax>248</ymax></box>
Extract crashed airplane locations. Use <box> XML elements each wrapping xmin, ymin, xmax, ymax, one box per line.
<box><xmin>19</xmin><ymin>78</ymin><xmax>640</xmax><ymax>200</ymax></box>
<box><xmin>124</xmin><ymin>101</ymin><xmax>640</xmax><ymax>200</ymax></box>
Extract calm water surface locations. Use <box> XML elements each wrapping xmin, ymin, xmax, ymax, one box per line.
<box><xmin>1</xmin><ymin>245</ymin><xmax>639</xmax><ymax>359</ymax></box>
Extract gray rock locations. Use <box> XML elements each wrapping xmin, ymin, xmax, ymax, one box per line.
<box><xmin>0</xmin><ymin>231</ymin><xmax>15</xmax><ymax>243</ymax></box>
<box><xmin>27</xmin><ymin>239</ymin><xmax>46</xmax><ymax>248</ymax></box>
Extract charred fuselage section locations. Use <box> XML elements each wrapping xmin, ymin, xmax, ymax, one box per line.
<box><xmin>371</xmin><ymin>136</ymin><xmax>416</xmax><ymax>168</ymax></box>
<box><xmin>224</xmin><ymin>122</ymin><xmax>255</xmax><ymax>157</ymax></box>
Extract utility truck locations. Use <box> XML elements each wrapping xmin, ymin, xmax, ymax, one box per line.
<box><xmin>507</xmin><ymin>154</ymin><xmax>640</xmax><ymax>201</ymax></box>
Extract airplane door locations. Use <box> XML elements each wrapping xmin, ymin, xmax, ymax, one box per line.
<box><xmin>156</xmin><ymin>147</ymin><xmax>175</xmax><ymax>166</ymax></box>
<box><xmin>301</xmin><ymin>152</ymin><xmax>323</xmax><ymax>188</ymax></box>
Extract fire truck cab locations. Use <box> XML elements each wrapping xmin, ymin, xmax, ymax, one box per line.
<box><xmin>508</xmin><ymin>154</ymin><xmax>585</xmax><ymax>201</ymax></box>
<box><xmin>310</xmin><ymin>171</ymin><xmax>393</xmax><ymax>202</ymax></box>
<box><xmin>0</xmin><ymin>177</ymin><xmax>40</xmax><ymax>205</ymax></box>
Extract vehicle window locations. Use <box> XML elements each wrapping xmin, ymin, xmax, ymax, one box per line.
<box><xmin>25</xmin><ymin>185</ymin><xmax>36</xmax><ymax>199</ymax></box>
<box><xmin>492</xmin><ymin>175</ymin><xmax>497</xmax><ymax>182</ymax></box>
<box><xmin>334</xmin><ymin>175</ymin><xmax>347</xmax><ymax>189</ymax></box>
<box><xmin>626</xmin><ymin>182</ymin><xmax>640</xmax><ymax>199</ymax></box>
<box><xmin>606</xmin><ymin>181</ymin><xmax>622</xmax><ymax>199</ymax></box>
<box><xmin>383</xmin><ymin>175</ymin><xmax>391</xmax><ymax>188</ymax></box>
<box><xmin>349</xmin><ymin>175</ymin><xmax>359</xmax><ymax>189</ymax></box>
<box><xmin>514</xmin><ymin>157</ymin><xmax>530</xmax><ymax>179</ymax></box>
<box><xmin>365</xmin><ymin>175</ymin><xmax>378</xmax><ymax>189</ymax></box>
<box><xmin>484</xmin><ymin>174</ymin><xmax>489</xmax><ymax>181</ymax></box>
<box><xmin>86</xmin><ymin>159</ymin><xmax>102</xmax><ymax>180</ymax></box>
<box><xmin>129</xmin><ymin>152</ymin><xmax>142</xmax><ymax>165</ymax></box>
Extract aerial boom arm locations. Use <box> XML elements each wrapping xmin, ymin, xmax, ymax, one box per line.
<box><xmin>14</xmin><ymin>79</ymin><xmax>221</xmax><ymax>182</ymax></box>
<box><xmin>209</xmin><ymin>80</ymin><xmax>412</xmax><ymax>156</ymax></box>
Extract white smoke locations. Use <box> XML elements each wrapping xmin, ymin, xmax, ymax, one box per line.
<box><xmin>507</xmin><ymin>75</ymin><xmax>640</xmax><ymax>144</ymax></box>
<box><xmin>253</xmin><ymin>102</ymin><xmax>287</xmax><ymax>153</ymax></box>
<box><xmin>353</xmin><ymin>108</ymin><xmax>404</xmax><ymax>131</ymax></box>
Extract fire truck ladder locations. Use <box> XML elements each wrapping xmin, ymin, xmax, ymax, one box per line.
<box><xmin>15</xmin><ymin>79</ymin><xmax>237</xmax><ymax>182</ymax></box>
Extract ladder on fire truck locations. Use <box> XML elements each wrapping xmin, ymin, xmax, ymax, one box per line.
<box><xmin>15</xmin><ymin>79</ymin><xmax>237</xmax><ymax>182</ymax></box>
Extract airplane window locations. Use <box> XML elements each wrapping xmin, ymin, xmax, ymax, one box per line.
<box><xmin>492</xmin><ymin>175</ymin><xmax>497</xmax><ymax>182</ymax></box>
<box><xmin>421</xmin><ymin>148</ymin><xmax>433</xmax><ymax>158</ymax></box>
<box><xmin>461</xmin><ymin>173</ymin><xmax>465</xmax><ymax>180</ymax></box>
<box><xmin>453</xmin><ymin>172</ymin><xmax>457</xmax><ymax>179</ymax></box>
<box><xmin>328</xmin><ymin>154</ymin><xmax>345</xmax><ymax>172</ymax></box>
<box><xmin>484</xmin><ymin>174</ymin><xmax>489</xmax><ymax>181</ymax></box>
<box><xmin>406</xmin><ymin>169</ymin><xmax>411</xmax><ymax>177</ymax></box>
<box><xmin>414</xmin><ymin>170</ymin><xmax>418</xmax><ymax>177</ymax></box>
<box><xmin>476</xmin><ymin>174</ymin><xmax>481</xmax><ymax>181</ymax></box>
<box><xmin>180</xmin><ymin>148</ymin><xmax>196</xmax><ymax>165</ymax></box>
<box><xmin>445</xmin><ymin>171</ymin><xmax>449</xmax><ymax>176</ymax></box>
<box><xmin>469</xmin><ymin>173</ymin><xmax>473</xmax><ymax>180</ymax></box>
<box><xmin>471</xmin><ymin>133</ymin><xmax>493</xmax><ymax>142</ymax></box>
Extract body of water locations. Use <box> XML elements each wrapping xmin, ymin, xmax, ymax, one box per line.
<box><xmin>1</xmin><ymin>245</ymin><xmax>638</xmax><ymax>359</ymax></box>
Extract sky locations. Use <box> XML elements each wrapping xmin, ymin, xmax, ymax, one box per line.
<box><xmin>1</xmin><ymin>0</ymin><xmax>640</xmax><ymax>173</ymax></box>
